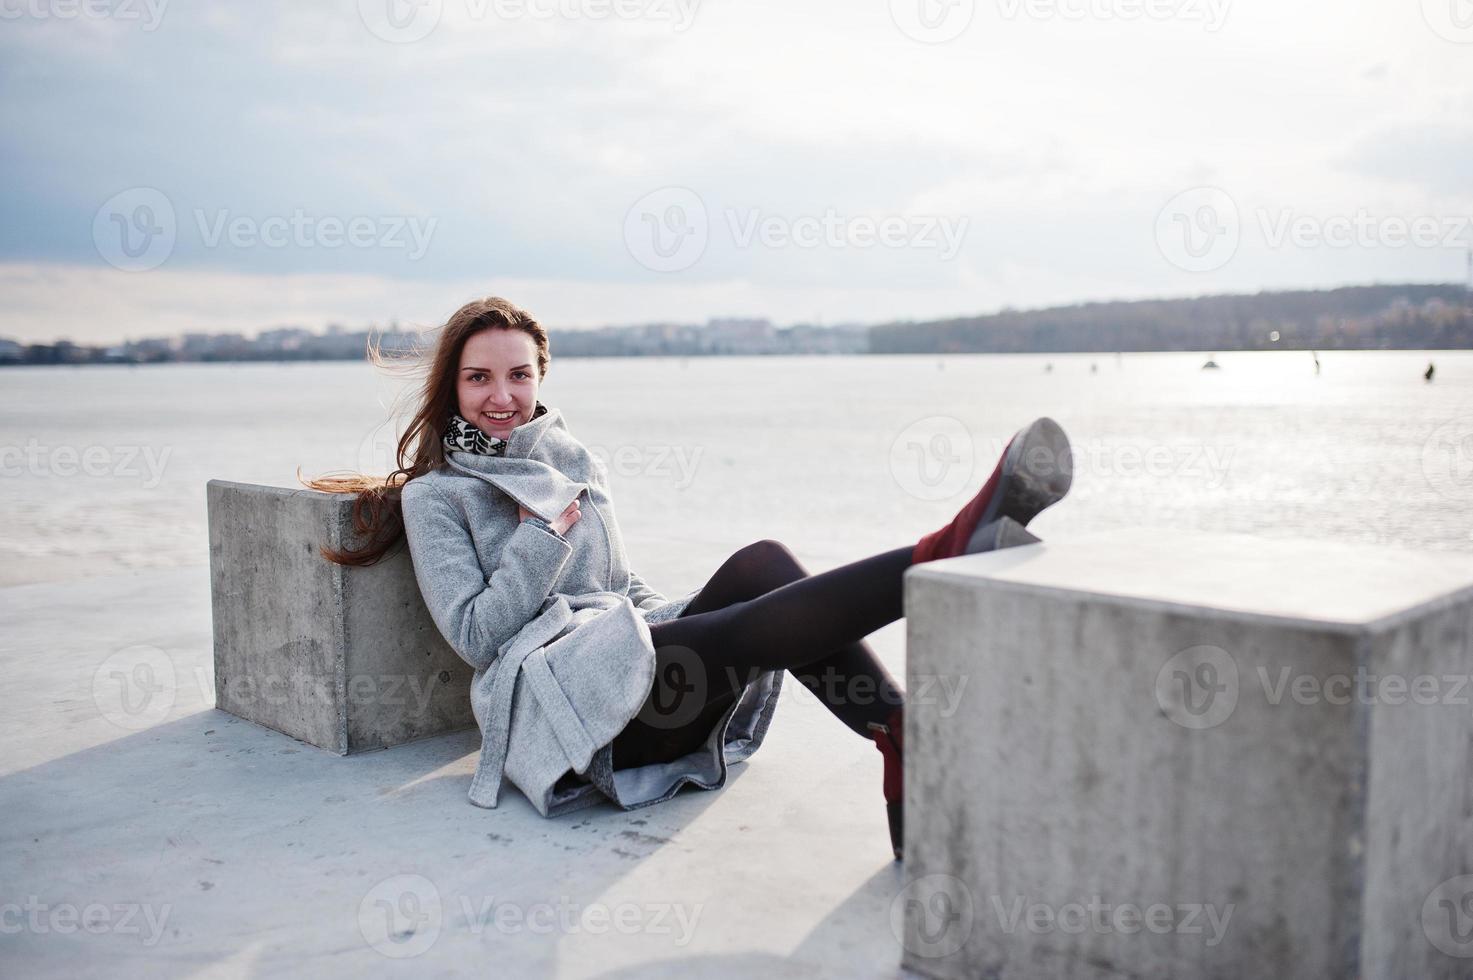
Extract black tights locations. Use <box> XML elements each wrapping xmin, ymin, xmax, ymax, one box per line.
<box><xmin>610</xmin><ymin>540</ymin><xmax>912</xmax><ymax>770</ymax></box>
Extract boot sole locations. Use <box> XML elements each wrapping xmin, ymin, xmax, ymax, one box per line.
<box><xmin>979</xmin><ymin>417</ymin><xmax>1072</xmax><ymax>530</ymax></box>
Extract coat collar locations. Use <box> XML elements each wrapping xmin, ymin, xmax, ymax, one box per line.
<box><xmin>439</xmin><ymin>403</ymin><xmax>589</xmax><ymax>522</ymax></box>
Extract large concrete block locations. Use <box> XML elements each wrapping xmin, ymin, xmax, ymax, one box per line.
<box><xmin>207</xmin><ymin>479</ymin><xmax>474</xmax><ymax>754</ymax></box>
<box><xmin>901</xmin><ymin>529</ymin><xmax>1473</xmax><ymax>980</ymax></box>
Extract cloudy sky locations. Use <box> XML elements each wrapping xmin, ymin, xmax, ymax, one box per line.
<box><xmin>1</xmin><ymin>0</ymin><xmax>1470</xmax><ymax>343</ymax></box>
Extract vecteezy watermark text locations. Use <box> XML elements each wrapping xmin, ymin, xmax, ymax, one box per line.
<box><xmin>1</xmin><ymin>439</ymin><xmax>171</xmax><ymax>488</ymax></box>
<box><xmin>194</xmin><ymin>209</ymin><xmax>436</xmax><ymax>260</ymax></box>
<box><xmin>624</xmin><ymin>188</ymin><xmax>969</xmax><ymax>273</ymax></box>
<box><xmin>0</xmin><ymin>898</ymin><xmax>172</xmax><ymax>946</ymax></box>
<box><xmin>888</xmin><ymin>0</ymin><xmax>1228</xmax><ymax>44</ymax></box>
<box><xmin>586</xmin><ymin>443</ymin><xmax>704</xmax><ymax>490</ymax></box>
<box><xmin>995</xmin><ymin>0</ymin><xmax>1230</xmax><ymax>30</ymax></box>
<box><xmin>357</xmin><ymin>874</ymin><xmax>703</xmax><ymax>958</ymax></box>
<box><xmin>991</xmin><ymin>895</ymin><xmax>1235</xmax><ymax>947</ymax></box>
<box><xmin>358</xmin><ymin>0</ymin><xmax>699</xmax><ymax>44</ymax></box>
<box><xmin>0</xmin><ymin>0</ymin><xmax>167</xmax><ymax>29</ymax></box>
<box><xmin>887</xmin><ymin>416</ymin><xmax>1234</xmax><ymax>504</ymax></box>
<box><xmin>724</xmin><ymin>209</ymin><xmax>968</xmax><ymax>259</ymax></box>
<box><xmin>1258</xmin><ymin>208</ymin><xmax>1472</xmax><ymax>250</ymax></box>
<box><xmin>1258</xmin><ymin>666</ymin><xmax>1472</xmax><ymax>707</ymax></box>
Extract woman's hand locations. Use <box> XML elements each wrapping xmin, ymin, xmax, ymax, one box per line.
<box><xmin>519</xmin><ymin>495</ymin><xmax>582</xmax><ymax>536</ymax></box>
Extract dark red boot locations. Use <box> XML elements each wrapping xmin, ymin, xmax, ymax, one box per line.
<box><xmin>867</xmin><ymin>704</ymin><xmax>905</xmax><ymax>861</ymax></box>
<box><xmin>911</xmin><ymin>417</ymin><xmax>1072</xmax><ymax>564</ymax></box>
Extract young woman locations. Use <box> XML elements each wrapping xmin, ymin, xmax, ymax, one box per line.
<box><xmin>307</xmin><ymin>296</ymin><xmax>1072</xmax><ymax>862</ymax></box>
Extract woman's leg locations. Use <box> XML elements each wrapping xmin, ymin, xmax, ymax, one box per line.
<box><xmin>677</xmin><ymin>539</ymin><xmax>905</xmax><ymax>736</ymax></box>
<box><xmin>652</xmin><ymin>544</ymin><xmax>912</xmax><ymax>680</ymax></box>
<box><xmin>612</xmin><ymin>541</ymin><xmax>913</xmax><ymax>767</ymax></box>
<box><xmin>610</xmin><ymin>415</ymin><xmax>1075</xmax><ymax>771</ymax></box>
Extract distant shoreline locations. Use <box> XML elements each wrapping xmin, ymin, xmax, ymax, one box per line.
<box><xmin>6</xmin><ymin>282</ymin><xmax>1469</xmax><ymax>366</ymax></box>
<box><xmin>3</xmin><ymin>346</ymin><xmax>1469</xmax><ymax>370</ymax></box>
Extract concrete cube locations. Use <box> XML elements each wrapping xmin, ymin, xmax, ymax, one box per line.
<box><xmin>901</xmin><ymin>529</ymin><xmax>1473</xmax><ymax>980</ymax></box>
<box><xmin>207</xmin><ymin>479</ymin><xmax>474</xmax><ymax>754</ymax></box>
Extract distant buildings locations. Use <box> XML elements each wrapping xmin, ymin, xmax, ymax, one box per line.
<box><xmin>0</xmin><ymin>317</ymin><xmax>868</xmax><ymax>366</ymax></box>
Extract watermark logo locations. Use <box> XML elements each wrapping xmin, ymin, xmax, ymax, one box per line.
<box><xmin>1423</xmin><ymin>874</ymin><xmax>1473</xmax><ymax>957</ymax></box>
<box><xmin>1156</xmin><ymin>186</ymin><xmax>1240</xmax><ymax>273</ymax></box>
<box><xmin>94</xmin><ymin>187</ymin><xmax>176</xmax><ymax>272</ymax></box>
<box><xmin>624</xmin><ymin>187</ymin><xmax>709</xmax><ymax>273</ymax></box>
<box><xmin>889</xmin><ymin>415</ymin><xmax>977</xmax><ymax>502</ymax></box>
<box><xmin>357</xmin><ymin>420</ymin><xmax>405</xmax><ymax>477</ymax></box>
<box><xmin>892</xmin><ymin>873</ymin><xmax>975</xmax><ymax>958</ymax></box>
<box><xmin>889</xmin><ymin>0</ymin><xmax>974</xmax><ymax>43</ymax></box>
<box><xmin>358</xmin><ymin>0</ymin><xmax>443</xmax><ymax>42</ymax></box>
<box><xmin>1155</xmin><ymin>645</ymin><xmax>1238</xmax><ymax>729</ymax></box>
<box><xmin>92</xmin><ymin>644</ymin><xmax>177</xmax><ymax>731</ymax></box>
<box><xmin>637</xmin><ymin>644</ymin><xmax>710</xmax><ymax>730</ymax></box>
<box><xmin>1421</xmin><ymin>0</ymin><xmax>1473</xmax><ymax>43</ymax></box>
<box><xmin>359</xmin><ymin>874</ymin><xmax>443</xmax><ymax>958</ymax></box>
<box><xmin>1422</xmin><ymin>417</ymin><xmax>1473</xmax><ymax>502</ymax></box>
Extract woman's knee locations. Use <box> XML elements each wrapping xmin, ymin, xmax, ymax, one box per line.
<box><xmin>740</xmin><ymin>538</ymin><xmax>807</xmax><ymax>582</ymax></box>
<box><xmin>688</xmin><ymin>539</ymin><xmax>809</xmax><ymax>615</ymax></box>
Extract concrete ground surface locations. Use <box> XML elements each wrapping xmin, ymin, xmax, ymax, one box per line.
<box><xmin>0</xmin><ymin>566</ymin><xmax>925</xmax><ymax>979</ymax></box>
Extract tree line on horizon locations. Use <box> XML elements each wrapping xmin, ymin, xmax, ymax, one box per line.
<box><xmin>869</xmin><ymin>284</ymin><xmax>1473</xmax><ymax>354</ymax></box>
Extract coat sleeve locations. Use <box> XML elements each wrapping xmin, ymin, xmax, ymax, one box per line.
<box><xmin>624</xmin><ymin>569</ymin><xmax>670</xmax><ymax>612</ymax></box>
<box><xmin>400</xmin><ymin>478</ymin><xmax>574</xmax><ymax>672</ymax></box>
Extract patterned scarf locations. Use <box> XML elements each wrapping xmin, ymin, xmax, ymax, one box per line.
<box><xmin>443</xmin><ymin>402</ymin><xmax>548</xmax><ymax>456</ymax></box>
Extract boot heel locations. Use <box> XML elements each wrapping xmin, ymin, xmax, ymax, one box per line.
<box><xmin>867</xmin><ymin>708</ymin><xmax>905</xmax><ymax>862</ymax></box>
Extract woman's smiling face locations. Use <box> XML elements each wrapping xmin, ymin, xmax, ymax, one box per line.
<box><xmin>456</xmin><ymin>328</ymin><xmax>541</xmax><ymax>439</ymax></box>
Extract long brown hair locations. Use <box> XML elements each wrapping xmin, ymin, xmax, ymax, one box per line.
<box><xmin>300</xmin><ymin>296</ymin><xmax>550</xmax><ymax>566</ymax></box>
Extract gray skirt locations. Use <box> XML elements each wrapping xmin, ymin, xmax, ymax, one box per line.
<box><xmin>553</xmin><ymin>589</ymin><xmax>786</xmax><ymax>813</ymax></box>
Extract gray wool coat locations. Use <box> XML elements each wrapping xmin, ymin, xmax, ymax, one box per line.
<box><xmin>399</xmin><ymin>402</ymin><xmax>784</xmax><ymax>817</ymax></box>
